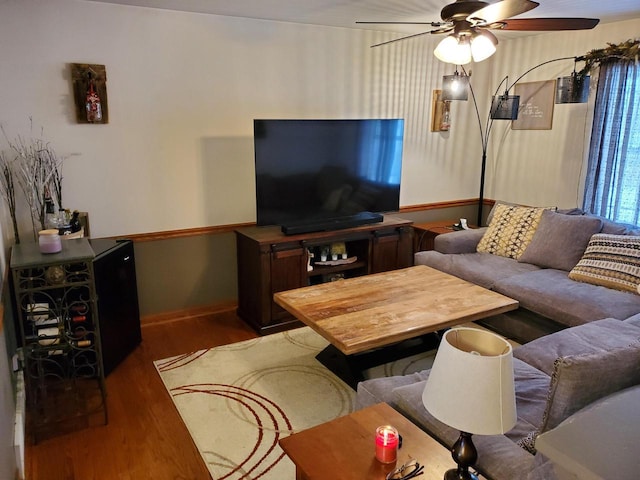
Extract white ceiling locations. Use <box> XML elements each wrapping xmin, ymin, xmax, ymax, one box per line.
<box><xmin>86</xmin><ymin>0</ymin><xmax>640</xmax><ymax>38</ymax></box>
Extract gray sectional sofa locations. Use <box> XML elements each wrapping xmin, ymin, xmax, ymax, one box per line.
<box><xmin>356</xmin><ymin>315</ymin><xmax>640</xmax><ymax>480</ymax></box>
<box><xmin>355</xmin><ymin>205</ymin><xmax>640</xmax><ymax>479</ymax></box>
<box><xmin>415</xmin><ymin>207</ymin><xmax>640</xmax><ymax>343</ymax></box>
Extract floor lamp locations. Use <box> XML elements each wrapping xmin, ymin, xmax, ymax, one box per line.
<box><xmin>441</xmin><ymin>56</ymin><xmax>590</xmax><ymax>227</ymax></box>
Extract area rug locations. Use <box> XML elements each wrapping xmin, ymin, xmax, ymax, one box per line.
<box><xmin>154</xmin><ymin>326</ymin><xmax>436</xmax><ymax>480</ymax></box>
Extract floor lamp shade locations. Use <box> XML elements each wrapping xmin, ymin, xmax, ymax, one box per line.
<box><xmin>555</xmin><ymin>74</ymin><xmax>590</xmax><ymax>104</ymax></box>
<box><xmin>490</xmin><ymin>95</ymin><xmax>520</xmax><ymax>120</ymax></box>
<box><xmin>422</xmin><ymin>328</ymin><xmax>517</xmax><ymax>435</ymax></box>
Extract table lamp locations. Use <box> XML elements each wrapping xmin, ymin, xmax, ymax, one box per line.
<box><xmin>422</xmin><ymin>328</ymin><xmax>516</xmax><ymax>480</ymax></box>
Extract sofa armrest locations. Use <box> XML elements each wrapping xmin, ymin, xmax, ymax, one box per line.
<box><xmin>434</xmin><ymin>227</ymin><xmax>487</xmax><ymax>254</ymax></box>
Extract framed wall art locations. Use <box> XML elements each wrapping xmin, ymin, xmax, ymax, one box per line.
<box><xmin>511</xmin><ymin>80</ymin><xmax>555</xmax><ymax>130</ymax></box>
<box><xmin>71</xmin><ymin>63</ymin><xmax>108</xmax><ymax>124</ymax></box>
<box><xmin>431</xmin><ymin>89</ymin><xmax>451</xmax><ymax>132</ymax></box>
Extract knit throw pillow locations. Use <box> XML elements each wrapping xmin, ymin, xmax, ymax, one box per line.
<box><xmin>476</xmin><ymin>204</ymin><xmax>547</xmax><ymax>259</ymax></box>
<box><xmin>569</xmin><ymin>233</ymin><xmax>640</xmax><ymax>294</ymax></box>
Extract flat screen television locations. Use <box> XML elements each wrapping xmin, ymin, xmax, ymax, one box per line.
<box><xmin>254</xmin><ymin>119</ymin><xmax>404</xmax><ymax>232</ymax></box>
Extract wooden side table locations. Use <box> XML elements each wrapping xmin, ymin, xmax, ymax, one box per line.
<box><xmin>413</xmin><ymin>220</ymin><xmax>477</xmax><ymax>252</ymax></box>
<box><xmin>413</xmin><ymin>220</ymin><xmax>458</xmax><ymax>252</ymax></box>
<box><xmin>279</xmin><ymin>402</ymin><xmax>457</xmax><ymax>480</ymax></box>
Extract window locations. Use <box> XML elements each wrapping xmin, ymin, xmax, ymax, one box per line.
<box><xmin>583</xmin><ymin>61</ymin><xmax>640</xmax><ymax>225</ymax></box>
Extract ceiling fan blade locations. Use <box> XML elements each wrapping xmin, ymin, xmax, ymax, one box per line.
<box><xmin>370</xmin><ymin>30</ymin><xmax>433</xmax><ymax>48</ymax></box>
<box><xmin>356</xmin><ymin>21</ymin><xmax>445</xmax><ymax>26</ymax></box>
<box><xmin>496</xmin><ymin>17</ymin><xmax>600</xmax><ymax>31</ymax></box>
<box><xmin>468</xmin><ymin>0</ymin><xmax>539</xmax><ymax>25</ymax></box>
<box><xmin>431</xmin><ymin>25</ymin><xmax>455</xmax><ymax>35</ymax></box>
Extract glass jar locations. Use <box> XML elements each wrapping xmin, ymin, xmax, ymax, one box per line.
<box><xmin>38</xmin><ymin>229</ymin><xmax>62</xmax><ymax>254</ymax></box>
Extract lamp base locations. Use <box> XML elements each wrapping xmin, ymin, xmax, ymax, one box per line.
<box><xmin>444</xmin><ymin>468</ymin><xmax>479</xmax><ymax>480</ymax></box>
<box><xmin>445</xmin><ymin>431</ymin><xmax>479</xmax><ymax>480</ymax></box>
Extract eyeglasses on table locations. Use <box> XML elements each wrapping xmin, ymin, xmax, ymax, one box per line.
<box><xmin>385</xmin><ymin>458</ymin><xmax>424</xmax><ymax>480</ymax></box>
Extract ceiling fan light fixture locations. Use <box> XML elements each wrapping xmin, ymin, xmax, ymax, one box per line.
<box><xmin>470</xmin><ymin>30</ymin><xmax>497</xmax><ymax>62</ymax></box>
<box><xmin>434</xmin><ymin>34</ymin><xmax>472</xmax><ymax>65</ymax></box>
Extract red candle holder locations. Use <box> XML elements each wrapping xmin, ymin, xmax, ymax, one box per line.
<box><xmin>375</xmin><ymin>425</ymin><xmax>399</xmax><ymax>464</ymax></box>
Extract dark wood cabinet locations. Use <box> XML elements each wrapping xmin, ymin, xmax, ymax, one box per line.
<box><xmin>235</xmin><ymin>216</ymin><xmax>413</xmax><ymax>334</ymax></box>
<box><xmin>90</xmin><ymin>239</ymin><xmax>141</xmax><ymax>376</ymax></box>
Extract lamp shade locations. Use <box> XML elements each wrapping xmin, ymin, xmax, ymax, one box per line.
<box><xmin>470</xmin><ymin>31</ymin><xmax>497</xmax><ymax>62</ymax></box>
<box><xmin>442</xmin><ymin>73</ymin><xmax>469</xmax><ymax>101</ymax></box>
<box><xmin>434</xmin><ymin>35</ymin><xmax>472</xmax><ymax>65</ymax></box>
<box><xmin>555</xmin><ymin>73</ymin><xmax>590</xmax><ymax>104</ymax></box>
<box><xmin>490</xmin><ymin>95</ymin><xmax>520</xmax><ymax>120</ymax></box>
<box><xmin>422</xmin><ymin>328</ymin><xmax>517</xmax><ymax>435</ymax></box>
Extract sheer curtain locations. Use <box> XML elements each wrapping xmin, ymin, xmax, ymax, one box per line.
<box><xmin>583</xmin><ymin>60</ymin><xmax>640</xmax><ymax>225</ymax></box>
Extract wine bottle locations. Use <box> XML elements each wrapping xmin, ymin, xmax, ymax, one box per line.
<box><xmin>70</xmin><ymin>210</ymin><xmax>82</xmax><ymax>233</ymax></box>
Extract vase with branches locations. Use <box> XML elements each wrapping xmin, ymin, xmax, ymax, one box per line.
<box><xmin>1</xmin><ymin>121</ymin><xmax>65</xmax><ymax>242</ymax></box>
<box><xmin>0</xmin><ymin>152</ymin><xmax>20</xmax><ymax>243</ymax></box>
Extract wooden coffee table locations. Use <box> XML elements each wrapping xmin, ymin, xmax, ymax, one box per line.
<box><xmin>279</xmin><ymin>402</ymin><xmax>460</xmax><ymax>480</ymax></box>
<box><xmin>274</xmin><ymin>265</ymin><xmax>518</xmax><ymax>387</ymax></box>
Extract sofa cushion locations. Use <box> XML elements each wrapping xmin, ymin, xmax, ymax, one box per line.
<box><xmin>492</xmin><ymin>269</ymin><xmax>640</xmax><ymax>328</ymax></box>
<box><xmin>569</xmin><ymin>233</ymin><xmax>640</xmax><ymax>294</ymax></box>
<box><xmin>390</xmin><ymin>358</ymin><xmax>546</xmax><ymax>479</ymax></box>
<box><xmin>625</xmin><ymin>312</ymin><xmax>640</xmax><ymax>328</ymax></box>
<box><xmin>598</xmin><ymin>217</ymin><xmax>640</xmax><ymax>235</ymax></box>
<box><xmin>538</xmin><ymin>340</ymin><xmax>640</xmax><ymax>437</ymax></box>
<box><xmin>354</xmin><ymin>370</ymin><xmax>429</xmax><ymax>411</ymax></box>
<box><xmin>477</xmin><ymin>204</ymin><xmax>547</xmax><ymax>260</ymax></box>
<box><xmin>414</xmin><ymin>251</ymin><xmax>540</xmax><ymax>290</ymax></box>
<box><xmin>514</xmin><ymin>318</ymin><xmax>640</xmax><ymax>376</ymax></box>
<box><xmin>518</xmin><ymin>210</ymin><xmax>603</xmax><ymax>271</ymax></box>
<box><xmin>434</xmin><ymin>228</ymin><xmax>486</xmax><ymax>254</ymax></box>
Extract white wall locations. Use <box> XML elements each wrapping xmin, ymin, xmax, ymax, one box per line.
<box><xmin>0</xmin><ymin>0</ymin><xmax>474</xmax><ymax>238</ymax></box>
<box><xmin>473</xmin><ymin>19</ymin><xmax>640</xmax><ymax>209</ymax></box>
<box><xmin>0</xmin><ymin>219</ymin><xmax>18</xmax><ymax>479</ymax></box>
<box><xmin>1</xmin><ymin>1</ymin><xmax>638</xmax><ymax>239</ymax></box>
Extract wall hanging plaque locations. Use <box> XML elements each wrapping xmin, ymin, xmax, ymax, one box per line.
<box><xmin>71</xmin><ymin>63</ymin><xmax>108</xmax><ymax>124</ymax></box>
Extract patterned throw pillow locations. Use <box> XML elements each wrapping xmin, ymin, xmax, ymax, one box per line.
<box><xmin>569</xmin><ymin>234</ymin><xmax>640</xmax><ymax>294</ymax></box>
<box><xmin>476</xmin><ymin>204</ymin><xmax>547</xmax><ymax>259</ymax></box>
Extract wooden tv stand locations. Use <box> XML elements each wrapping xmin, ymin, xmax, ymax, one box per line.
<box><xmin>235</xmin><ymin>215</ymin><xmax>413</xmax><ymax>335</ymax></box>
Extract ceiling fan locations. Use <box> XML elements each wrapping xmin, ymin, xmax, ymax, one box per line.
<box><xmin>357</xmin><ymin>0</ymin><xmax>599</xmax><ymax>64</ymax></box>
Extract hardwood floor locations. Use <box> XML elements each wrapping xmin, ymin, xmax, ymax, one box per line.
<box><xmin>26</xmin><ymin>309</ymin><xmax>257</xmax><ymax>480</ymax></box>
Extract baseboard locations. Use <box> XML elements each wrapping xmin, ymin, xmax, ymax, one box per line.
<box><xmin>140</xmin><ymin>301</ymin><xmax>238</xmax><ymax>327</ymax></box>
<box><xmin>14</xmin><ymin>371</ymin><xmax>25</xmax><ymax>480</ymax></box>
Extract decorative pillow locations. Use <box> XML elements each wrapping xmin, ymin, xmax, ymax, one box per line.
<box><xmin>518</xmin><ymin>210</ymin><xmax>603</xmax><ymax>271</ymax></box>
<box><xmin>569</xmin><ymin>234</ymin><xmax>640</xmax><ymax>294</ymax></box>
<box><xmin>476</xmin><ymin>204</ymin><xmax>547</xmax><ymax>260</ymax></box>
<box><xmin>513</xmin><ymin>317</ymin><xmax>640</xmax><ymax>376</ymax></box>
<box><xmin>520</xmin><ymin>340</ymin><xmax>640</xmax><ymax>453</ymax></box>
<box><xmin>485</xmin><ymin>201</ymin><xmax>557</xmax><ymax>226</ymax></box>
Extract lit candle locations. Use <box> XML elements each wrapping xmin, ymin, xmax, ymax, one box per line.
<box><xmin>375</xmin><ymin>425</ymin><xmax>399</xmax><ymax>464</ymax></box>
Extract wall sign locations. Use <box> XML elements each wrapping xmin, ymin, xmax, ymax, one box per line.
<box><xmin>511</xmin><ymin>80</ymin><xmax>555</xmax><ymax>130</ymax></box>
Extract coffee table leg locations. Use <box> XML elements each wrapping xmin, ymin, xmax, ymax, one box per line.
<box><xmin>316</xmin><ymin>333</ymin><xmax>443</xmax><ymax>389</ymax></box>
<box><xmin>316</xmin><ymin>344</ymin><xmax>363</xmax><ymax>389</ymax></box>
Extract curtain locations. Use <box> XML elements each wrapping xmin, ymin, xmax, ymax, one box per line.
<box><xmin>583</xmin><ymin>61</ymin><xmax>640</xmax><ymax>225</ymax></box>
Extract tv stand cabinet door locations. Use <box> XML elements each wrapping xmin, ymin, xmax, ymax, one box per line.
<box><xmin>370</xmin><ymin>226</ymin><xmax>413</xmax><ymax>273</ymax></box>
<box><xmin>270</xmin><ymin>246</ymin><xmax>308</xmax><ymax>321</ymax></box>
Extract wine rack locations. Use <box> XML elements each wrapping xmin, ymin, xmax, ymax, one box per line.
<box><xmin>11</xmin><ymin>238</ymin><xmax>108</xmax><ymax>443</ymax></box>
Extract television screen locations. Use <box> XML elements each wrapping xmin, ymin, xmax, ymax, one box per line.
<box><xmin>254</xmin><ymin>119</ymin><xmax>404</xmax><ymax>228</ymax></box>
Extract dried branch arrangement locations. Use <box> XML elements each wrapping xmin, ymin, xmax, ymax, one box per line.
<box><xmin>1</xmin><ymin>120</ymin><xmax>66</xmax><ymax>243</ymax></box>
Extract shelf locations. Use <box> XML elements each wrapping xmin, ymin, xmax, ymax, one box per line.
<box><xmin>307</xmin><ymin>260</ymin><xmax>367</xmax><ymax>278</ymax></box>
<box><xmin>236</xmin><ymin>216</ymin><xmax>414</xmax><ymax>334</ymax></box>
